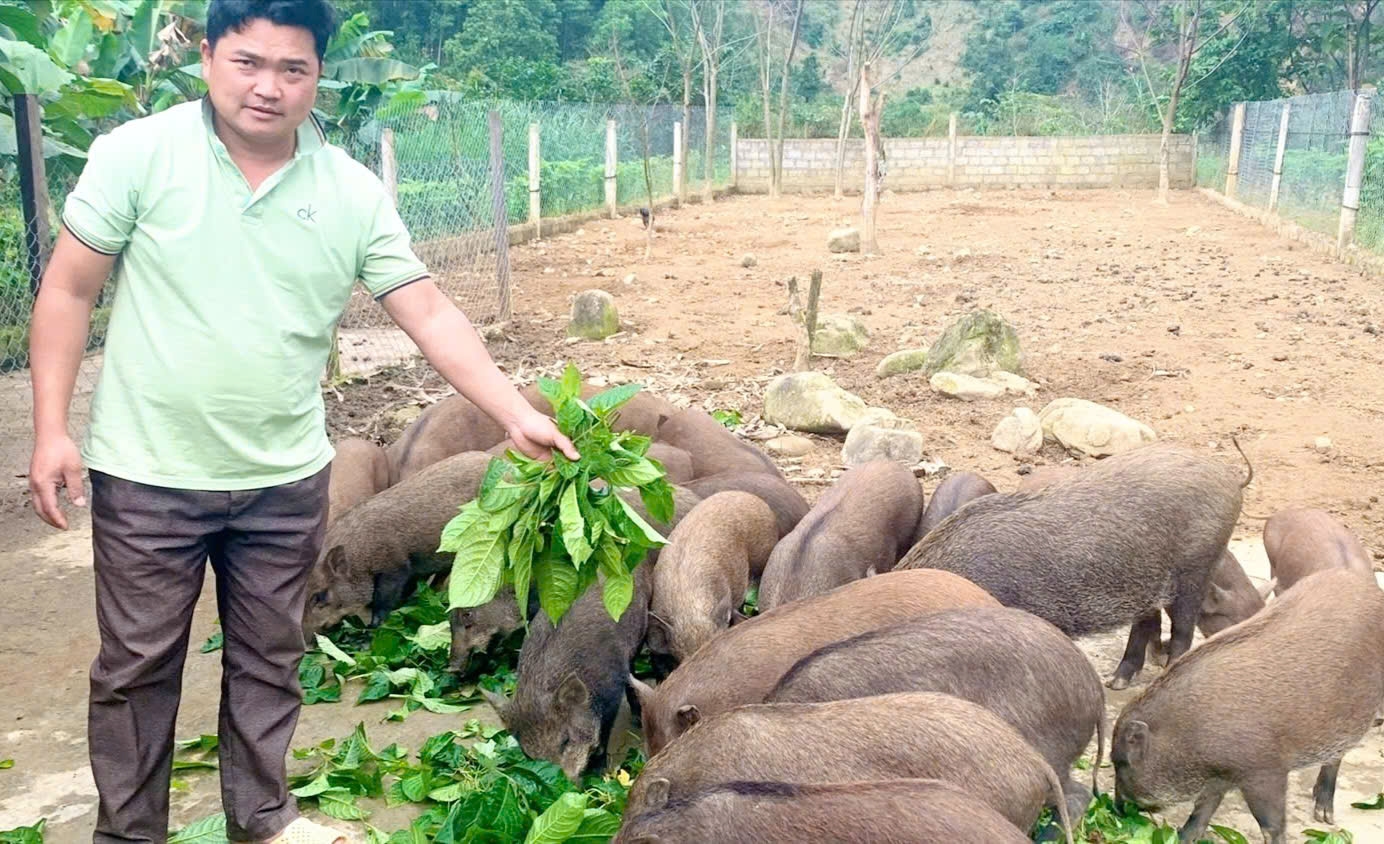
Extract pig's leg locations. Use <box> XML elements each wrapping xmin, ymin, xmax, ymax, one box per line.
<box><xmin>1177</xmin><ymin>785</ymin><xmax>1226</xmax><ymax>844</ymax></box>
<box><xmin>371</xmin><ymin>568</ymin><xmax>413</xmax><ymax>626</ymax></box>
<box><xmin>1109</xmin><ymin>612</ymin><xmax>1162</xmax><ymax>690</ymax></box>
<box><xmin>1164</xmin><ymin>575</ymin><xmax>1207</xmax><ymax>666</ymax></box>
<box><xmin>1312</xmin><ymin>760</ymin><xmax>1342</xmax><ymax>824</ymax></box>
<box><xmin>1240</xmin><ymin>769</ymin><xmax>1288</xmax><ymax>844</ymax></box>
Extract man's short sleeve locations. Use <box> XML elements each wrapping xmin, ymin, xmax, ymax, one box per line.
<box><xmin>61</xmin><ymin>129</ymin><xmax>141</xmax><ymax>255</ymax></box>
<box><xmin>359</xmin><ymin>191</ymin><xmax>430</xmax><ymax>299</ymax></box>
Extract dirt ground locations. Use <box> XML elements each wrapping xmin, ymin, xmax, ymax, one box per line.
<box><xmin>6</xmin><ymin>188</ymin><xmax>1384</xmax><ymax>842</ymax></box>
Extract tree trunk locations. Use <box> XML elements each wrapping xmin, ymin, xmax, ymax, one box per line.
<box><xmin>681</xmin><ymin>67</ymin><xmax>692</xmax><ymax>200</ymax></box>
<box><xmin>756</xmin><ymin>7</ymin><xmax>777</xmax><ymax>197</ymax></box>
<box><xmin>771</xmin><ymin>0</ymin><xmax>805</xmax><ymax>198</ymax></box>
<box><xmin>704</xmin><ymin>65</ymin><xmax>718</xmax><ymax>200</ymax></box>
<box><xmin>834</xmin><ymin>0</ymin><xmax>865</xmax><ymax>199</ymax></box>
<box><xmin>860</xmin><ymin>63</ymin><xmax>882</xmax><ymax>254</ymax></box>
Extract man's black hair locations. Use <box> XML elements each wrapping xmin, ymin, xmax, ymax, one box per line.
<box><xmin>206</xmin><ymin>0</ymin><xmax>337</xmax><ymax>63</ymax></box>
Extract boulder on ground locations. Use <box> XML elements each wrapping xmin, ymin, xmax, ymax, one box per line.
<box><xmin>924</xmin><ymin>309</ymin><xmax>1023</xmax><ymax>377</ymax></box>
<box><xmin>811</xmin><ymin>313</ymin><xmax>870</xmax><ymax>358</ymax></box>
<box><xmin>828</xmin><ymin>228</ymin><xmax>861</xmax><ymax>253</ymax></box>
<box><xmin>1038</xmin><ymin>398</ymin><xmax>1156</xmax><ymax>457</ymax></box>
<box><xmin>763</xmin><ymin>372</ymin><xmax>868</xmax><ymax>435</ymax></box>
<box><xmin>991</xmin><ymin>407</ymin><xmax>1043</xmax><ymax>456</ymax></box>
<box><xmin>875</xmin><ymin>349</ymin><xmax>928</xmax><ymax>379</ymax></box>
<box><xmin>568</xmin><ymin>289</ymin><xmax>620</xmax><ymax>340</ymax></box>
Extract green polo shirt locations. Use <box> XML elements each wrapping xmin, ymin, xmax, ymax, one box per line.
<box><xmin>61</xmin><ymin>97</ymin><xmax>429</xmax><ymax>490</ymax></box>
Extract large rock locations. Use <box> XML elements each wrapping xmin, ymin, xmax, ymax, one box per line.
<box><xmin>568</xmin><ymin>289</ymin><xmax>620</xmax><ymax>340</ymax></box>
<box><xmin>842</xmin><ymin>421</ymin><xmax>924</xmax><ymax>467</ymax></box>
<box><xmin>991</xmin><ymin>407</ymin><xmax>1043</xmax><ymax>456</ymax></box>
<box><xmin>1038</xmin><ymin>398</ymin><xmax>1157</xmax><ymax>457</ymax></box>
<box><xmin>875</xmin><ymin>349</ymin><xmax>929</xmax><ymax>379</ymax></box>
<box><xmin>930</xmin><ymin>371</ymin><xmax>1035</xmax><ymax>402</ymax></box>
<box><xmin>924</xmin><ymin>309</ymin><xmax>1023</xmax><ymax>377</ymax></box>
<box><xmin>828</xmin><ymin>228</ymin><xmax>861</xmax><ymax>253</ymax></box>
<box><xmin>811</xmin><ymin>313</ymin><xmax>870</xmax><ymax>357</ymax></box>
<box><xmin>763</xmin><ymin>372</ymin><xmax>869</xmax><ymax>435</ymax></box>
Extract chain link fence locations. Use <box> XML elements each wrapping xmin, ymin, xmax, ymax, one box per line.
<box><xmin>1195</xmin><ymin>89</ymin><xmax>1367</xmax><ymax>243</ymax></box>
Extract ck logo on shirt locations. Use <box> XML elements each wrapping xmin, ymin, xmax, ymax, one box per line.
<box><xmin>297</xmin><ymin>204</ymin><xmax>318</xmax><ymax>223</ymax></box>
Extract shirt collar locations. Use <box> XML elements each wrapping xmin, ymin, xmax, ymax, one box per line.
<box><xmin>200</xmin><ymin>96</ymin><xmax>327</xmax><ymax>160</ymax></box>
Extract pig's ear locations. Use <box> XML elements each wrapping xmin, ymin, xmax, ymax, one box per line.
<box><xmin>675</xmin><ymin>704</ymin><xmax>700</xmax><ymax>732</ymax></box>
<box><xmin>323</xmin><ymin>545</ymin><xmax>347</xmax><ymax>578</ymax></box>
<box><xmin>1258</xmin><ymin>578</ymin><xmax>1278</xmax><ymax>601</ymax></box>
<box><xmin>643</xmin><ymin>777</ymin><xmax>671</xmax><ymax>812</ymax></box>
<box><xmin>481</xmin><ymin>687</ymin><xmax>511</xmax><ymax>724</ymax></box>
<box><xmin>1123</xmin><ymin>720</ymin><xmax>1150</xmax><ymax>764</ymax></box>
<box><xmin>1202</xmin><ymin>582</ymin><xmax>1230</xmax><ymax>613</ymax></box>
<box><xmin>628</xmin><ymin>674</ymin><xmax>657</xmax><ymax>710</ymax></box>
<box><xmin>557</xmin><ymin>673</ymin><xmax>590</xmax><ymax>710</ymax></box>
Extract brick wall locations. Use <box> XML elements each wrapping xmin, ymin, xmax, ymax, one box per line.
<box><xmin>735</xmin><ymin>135</ymin><xmax>1196</xmax><ymax>192</ymax></box>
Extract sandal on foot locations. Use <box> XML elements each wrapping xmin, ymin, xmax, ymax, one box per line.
<box><xmin>263</xmin><ymin>817</ymin><xmax>354</xmax><ymax>844</ymax></box>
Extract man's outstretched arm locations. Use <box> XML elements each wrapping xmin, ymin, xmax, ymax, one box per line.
<box><xmin>380</xmin><ymin>278</ymin><xmax>579</xmax><ymax>462</ymax></box>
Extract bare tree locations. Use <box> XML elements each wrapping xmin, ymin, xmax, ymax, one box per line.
<box><xmin>610</xmin><ymin>34</ymin><xmax>658</xmax><ymax>259</ymax></box>
<box><xmin>859</xmin><ymin>61</ymin><xmax>884</xmax><ymax>254</ymax></box>
<box><xmin>1123</xmin><ymin>0</ymin><xmax>1252</xmax><ymax>203</ymax></box>
<box><xmin>648</xmin><ymin>0</ymin><xmax>697</xmax><ymax>201</ymax></box>
<box><xmin>832</xmin><ymin>0</ymin><xmax>866</xmax><ymax>199</ymax></box>
<box><xmin>690</xmin><ymin>0</ymin><xmax>727</xmax><ymax>202</ymax></box>
<box><xmin>753</xmin><ymin>0</ymin><xmax>805</xmax><ymax>198</ymax></box>
<box><xmin>1342</xmin><ymin>0</ymin><xmax>1382</xmax><ymax>91</ymax></box>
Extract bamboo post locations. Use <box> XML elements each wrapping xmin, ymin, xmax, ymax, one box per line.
<box><xmin>488</xmin><ymin>111</ymin><xmax>511</xmax><ymax>319</ymax></box>
<box><xmin>605</xmin><ymin>118</ymin><xmax>618</xmax><ymax>217</ymax></box>
<box><xmin>673</xmin><ymin>120</ymin><xmax>685</xmax><ymax>204</ymax></box>
<box><xmin>1268</xmin><ymin>103</ymin><xmax>1291</xmax><ymax>212</ymax></box>
<box><xmin>15</xmin><ymin>94</ymin><xmax>50</xmax><ymax>294</ymax></box>
<box><xmin>730</xmin><ymin>121</ymin><xmax>738</xmax><ymax>190</ymax></box>
<box><xmin>1338</xmin><ymin>91</ymin><xmax>1373</xmax><ymax>253</ymax></box>
<box><xmin>380</xmin><ymin>127</ymin><xmax>397</xmax><ymax>206</ymax></box>
<box><xmin>1224</xmin><ymin>102</ymin><xmax>1247</xmax><ymax>199</ymax></box>
<box><xmin>947</xmin><ymin>112</ymin><xmax>958</xmax><ymax>187</ymax></box>
<box><xmin>528</xmin><ymin>122</ymin><xmax>541</xmax><ymax>237</ymax></box>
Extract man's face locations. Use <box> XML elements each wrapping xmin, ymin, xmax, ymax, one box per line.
<box><xmin>200</xmin><ymin>17</ymin><xmax>320</xmax><ymax>148</ymax></box>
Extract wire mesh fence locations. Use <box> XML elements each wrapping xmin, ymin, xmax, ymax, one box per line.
<box><xmin>1195</xmin><ymin>89</ymin><xmax>1363</xmax><ymax>242</ymax></box>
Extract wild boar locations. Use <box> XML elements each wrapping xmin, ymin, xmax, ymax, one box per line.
<box><xmin>654</xmin><ymin>408</ymin><xmax>784</xmax><ymax>480</ymax></box>
<box><xmin>897</xmin><ymin>441</ymin><xmax>1249</xmax><ymax>689</ymax></box>
<box><xmin>766</xmin><ymin>605</ymin><xmax>1104</xmax><ymax>819</ymax></box>
<box><xmin>913</xmin><ymin>470</ymin><xmax>996</xmax><ymax>543</ymax></box>
<box><xmin>448</xmin><ymin>585</ymin><xmax>530</xmax><ymax>674</ymax></box>
<box><xmin>623</xmin><ymin>692</ymin><xmax>1072</xmax><ymax>843</ymax></box>
<box><xmin>484</xmin><ymin>564</ymin><xmax>654</xmax><ymax>782</ymax></box>
<box><xmin>1265</xmin><ymin>508</ymin><xmax>1373</xmax><ymax>596</ymax></box>
<box><xmin>647</xmin><ymin>492</ymin><xmax>780</xmax><ymax>662</ymax></box>
<box><xmin>612</xmin><ymin>778</ymin><xmax>1033</xmax><ymax>844</ymax></box>
<box><xmin>302</xmin><ymin>451</ymin><xmax>492</xmax><ymax>638</ymax></box>
<box><xmin>759</xmin><ymin>461</ymin><xmax>925</xmax><ymax>612</ymax></box>
<box><xmin>485</xmin><ymin>440</ymin><xmax>695</xmax><ymax>485</ymax></box>
<box><xmin>526</xmin><ymin>383</ymin><xmax>675</xmax><ymax>439</ymax></box>
<box><xmin>385</xmin><ymin>389</ymin><xmax>531</xmax><ymax>485</ymax></box>
<box><xmin>327</xmin><ymin>437</ymin><xmax>390</xmax><ymax>526</ymax></box>
<box><xmin>683</xmin><ymin>471</ymin><xmax>809</xmax><ymax>540</ymax></box>
<box><xmin>629</xmin><ymin>568</ymin><xmax>1000</xmax><ymax>757</ymax></box>
<box><xmin>1148</xmin><ymin>549</ymin><xmax>1275</xmax><ymax>666</ymax></box>
<box><xmin>1111</xmin><ymin>567</ymin><xmax>1384</xmax><ymax>843</ymax></box>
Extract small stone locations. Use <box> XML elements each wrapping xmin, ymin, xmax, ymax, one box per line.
<box><xmin>741</xmin><ymin>253</ymin><xmax>757</xmax><ymax>268</ymax></box>
<box><xmin>1038</xmin><ymin>398</ymin><xmax>1157</xmax><ymax>457</ymax></box>
<box><xmin>388</xmin><ymin>405</ymin><xmax>422</xmax><ymax>430</ymax></box>
<box><xmin>766</xmin><ymin>435</ymin><xmax>814</xmax><ymax>457</ymax></box>
<box><xmin>1273</xmin><ymin>353</ymin><xmax>1288</xmax><ymax>362</ymax></box>
<box><xmin>763</xmin><ymin>371</ymin><xmax>869</xmax><ymax>434</ymax></box>
<box><xmin>828</xmin><ymin>227</ymin><xmax>862</xmax><ymax>253</ymax></box>
<box><xmin>811</xmin><ymin>313</ymin><xmax>870</xmax><ymax>357</ymax></box>
<box><xmin>1314</xmin><ymin>436</ymin><xmax>1333</xmax><ymax>453</ymax></box>
<box><xmin>991</xmin><ymin>408</ymin><xmax>1043</xmax><ymax>456</ymax></box>
<box><xmin>875</xmin><ymin>349</ymin><xmax>929</xmax><ymax>379</ymax></box>
<box><xmin>623</xmin><ymin>273</ymin><xmax>636</xmax><ymax>285</ymax></box>
<box><xmin>930</xmin><ymin>372</ymin><xmax>1005</xmax><ymax>401</ymax></box>
<box><xmin>568</xmin><ymin>289</ymin><xmax>620</xmax><ymax>340</ymax></box>
<box><xmin>842</xmin><ymin>424</ymin><xmax>924</xmax><ymax>467</ymax></box>
<box><xmin>1184</xmin><ymin>405</ymin><xmax>1195</xmax><ymax>414</ymax></box>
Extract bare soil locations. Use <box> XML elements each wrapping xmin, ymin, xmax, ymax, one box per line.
<box><xmin>6</xmin><ymin>188</ymin><xmax>1384</xmax><ymax>841</ymax></box>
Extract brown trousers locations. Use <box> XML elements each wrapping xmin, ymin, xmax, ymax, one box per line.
<box><xmin>87</xmin><ymin>465</ymin><xmax>330</xmax><ymax>843</ymax></box>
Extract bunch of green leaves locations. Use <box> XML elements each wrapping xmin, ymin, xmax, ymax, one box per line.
<box><xmin>285</xmin><ymin>719</ymin><xmax>638</xmax><ymax>843</ymax></box>
<box><xmin>444</xmin><ymin>363</ymin><xmax>675</xmax><ymax>625</ymax></box>
<box><xmin>0</xmin><ymin>819</ymin><xmax>43</xmax><ymax>844</ymax></box>
<box><xmin>302</xmin><ymin>582</ymin><xmax>517</xmax><ymax>721</ymax></box>
<box><xmin>1031</xmin><ymin>792</ymin><xmax>1259</xmax><ymax>843</ymax></box>
<box><xmin>1304</xmin><ymin>831</ymin><xmax>1354</xmax><ymax>844</ymax></box>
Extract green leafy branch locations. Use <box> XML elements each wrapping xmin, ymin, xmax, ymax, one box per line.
<box><xmin>443</xmin><ymin>363</ymin><xmax>674</xmax><ymax>625</ymax></box>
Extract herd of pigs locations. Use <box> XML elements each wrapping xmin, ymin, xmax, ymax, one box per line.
<box><xmin>302</xmin><ymin>383</ymin><xmax>1383</xmax><ymax>844</ymax></box>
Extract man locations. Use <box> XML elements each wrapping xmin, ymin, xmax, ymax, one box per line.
<box><xmin>26</xmin><ymin>1</ymin><xmax>576</xmax><ymax>841</ymax></box>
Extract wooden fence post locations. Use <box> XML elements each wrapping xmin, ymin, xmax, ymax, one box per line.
<box><xmin>605</xmin><ymin>118</ymin><xmax>618</xmax><ymax>217</ymax></box>
<box><xmin>730</xmin><ymin>121</ymin><xmax>738</xmax><ymax>190</ymax></box>
<box><xmin>1268</xmin><ymin>102</ymin><xmax>1291</xmax><ymax>212</ymax></box>
<box><xmin>948</xmin><ymin>112</ymin><xmax>958</xmax><ymax>187</ymax></box>
<box><xmin>1338</xmin><ymin>91</ymin><xmax>1373</xmax><ymax>253</ymax></box>
<box><xmin>673</xmin><ymin>120</ymin><xmax>685</xmax><ymax>204</ymax></box>
<box><xmin>488</xmin><ymin>110</ymin><xmax>511</xmax><ymax>319</ymax></box>
<box><xmin>380</xmin><ymin>127</ymin><xmax>397</xmax><ymax>206</ymax></box>
<box><xmin>15</xmin><ymin>94</ymin><xmax>50</xmax><ymax>294</ymax></box>
<box><xmin>1224</xmin><ymin>102</ymin><xmax>1246</xmax><ymax>199</ymax></box>
<box><xmin>528</xmin><ymin>122</ymin><xmax>541</xmax><ymax>237</ymax></box>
